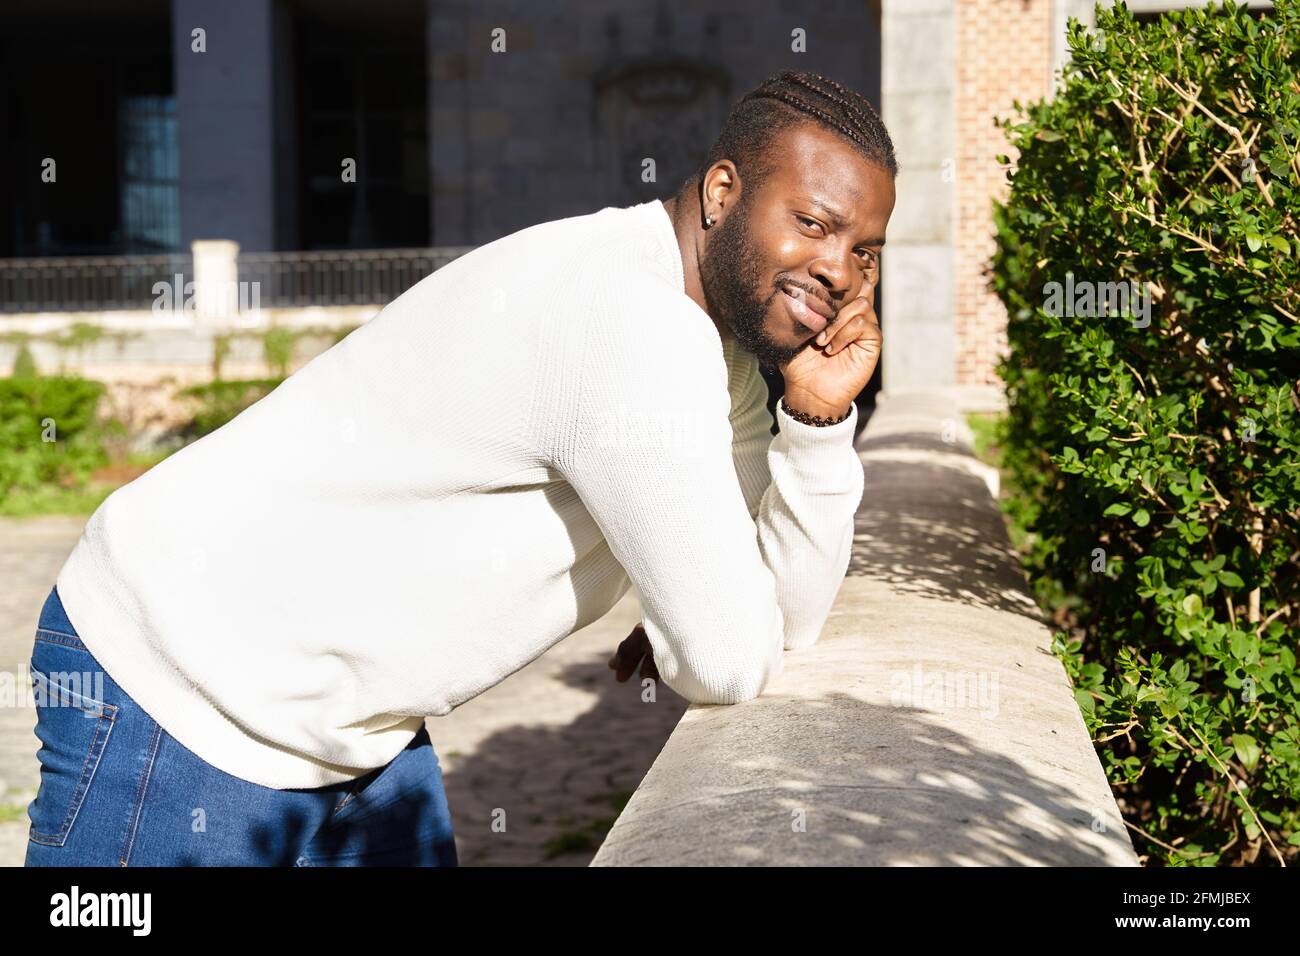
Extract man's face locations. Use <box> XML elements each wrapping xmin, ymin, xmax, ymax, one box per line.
<box><xmin>698</xmin><ymin>123</ymin><xmax>896</xmax><ymax>368</ymax></box>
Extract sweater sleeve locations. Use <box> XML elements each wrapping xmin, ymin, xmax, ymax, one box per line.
<box><xmin>632</xmin><ymin>364</ymin><xmax>862</xmax><ymax>655</ymax></box>
<box><xmin>728</xmin><ymin>357</ymin><xmax>865</xmax><ymax>651</ymax></box>
<box><xmin>547</xmin><ymin>286</ymin><xmax>863</xmax><ymax>704</ymax></box>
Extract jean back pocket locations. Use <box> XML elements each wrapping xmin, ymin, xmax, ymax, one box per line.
<box><xmin>27</xmin><ymin>657</ymin><xmax>118</xmax><ymax>847</ymax></box>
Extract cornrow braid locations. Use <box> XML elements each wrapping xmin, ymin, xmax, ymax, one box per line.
<box><xmin>689</xmin><ymin>70</ymin><xmax>897</xmax><ymax>199</ymax></box>
<box><xmin>781</xmin><ymin>72</ymin><xmax>887</xmax><ymax>155</ymax></box>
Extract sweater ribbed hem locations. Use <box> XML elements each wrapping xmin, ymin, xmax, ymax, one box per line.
<box><xmin>775</xmin><ymin>397</ymin><xmax>859</xmax><ymax>448</ymax></box>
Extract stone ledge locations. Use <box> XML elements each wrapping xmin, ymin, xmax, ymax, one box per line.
<box><xmin>591</xmin><ymin>390</ymin><xmax>1138</xmax><ymax>866</ymax></box>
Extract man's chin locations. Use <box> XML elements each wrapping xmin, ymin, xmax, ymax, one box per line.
<box><xmin>733</xmin><ymin>332</ymin><xmax>806</xmax><ymax>369</ymax></box>
<box><xmin>759</xmin><ymin>322</ymin><xmax>812</xmax><ymax>364</ymax></box>
<box><xmin>717</xmin><ymin>299</ymin><xmax>808</xmax><ymax>367</ymax></box>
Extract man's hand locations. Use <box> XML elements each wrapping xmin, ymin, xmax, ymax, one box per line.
<box><xmin>608</xmin><ymin>623</ymin><xmax>659</xmax><ymax>684</ymax></box>
<box><xmin>777</xmin><ymin>274</ymin><xmax>882</xmax><ymax>419</ymax></box>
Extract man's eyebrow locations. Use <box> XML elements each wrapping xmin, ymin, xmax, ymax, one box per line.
<box><xmin>803</xmin><ymin>197</ymin><xmax>885</xmax><ymax>247</ymax></box>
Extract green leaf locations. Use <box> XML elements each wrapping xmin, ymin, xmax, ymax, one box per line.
<box><xmin>1267</xmin><ymin>235</ymin><xmax>1290</xmax><ymax>255</ymax></box>
<box><xmin>1246</xmin><ymin>233</ymin><xmax>1263</xmax><ymax>253</ymax></box>
<box><xmin>1181</xmin><ymin>593</ymin><xmax>1202</xmax><ymax>616</ymax></box>
<box><xmin>1218</xmin><ymin>570</ymin><xmax>1245</xmax><ymax>588</ymax></box>
<box><xmin>1074</xmin><ymin>687</ymin><xmax>1096</xmax><ymax>713</ymax></box>
<box><xmin>1104</xmin><ymin>502</ymin><xmax>1132</xmax><ymax>517</ymax></box>
<box><xmin>1133</xmin><ymin>508</ymin><xmax>1151</xmax><ymax>527</ymax></box>
<box><xmin>1231</xmin><ymin>734</ymin><xmax>1261</xmax><ymax>772</ymax></box>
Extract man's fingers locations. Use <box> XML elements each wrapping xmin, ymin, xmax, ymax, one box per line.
<box><xmin>616</xmin><ymin>653</ymin><xmax>644</xmax><ymax>682</ymax></box>
<box><xmin>639</xmin><ymin>650</ymin><xmax>659</xmax><ymax>683</ymax></box>
<box><xmin>817</xmin><ymin>289</ymin><xmax>874</xmax><ymax>346</ymax></box>
<box><xmin>612</xmin><ymin>640</ymin><xmax>643</xmax><ymax>682</ymax></box>
<box><xmin>821</xmin><ymin>312</ymin><xmax>859</xmax><ymax>355</ymax></box>
<box><xmin>821</xmin><ymin>292</ymin><xmax>881</xmax><ymax>356</ymax></box>
<box><xmin>610</xmin><ymin>625</ymin><xmax>649</xmax><ymax>682</ymax></box>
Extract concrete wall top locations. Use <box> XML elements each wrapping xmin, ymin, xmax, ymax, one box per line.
<box><xmin>591</xmin><ymin>390</ymin><xmax>1139</xmax><ymax>866</ymax></box>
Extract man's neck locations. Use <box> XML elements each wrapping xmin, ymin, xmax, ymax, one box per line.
<box><xmin>660</xmin><ymin>193</ymin><xmax>733</xmax><ymax>345</ymax></box>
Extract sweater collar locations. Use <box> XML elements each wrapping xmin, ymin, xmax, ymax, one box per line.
<box><xmin>642</xmin><ymin>198</ymin><xmax>747</xmax><ymax>372</ymax></box>
<box><xmin>645</xmin><ymin>199</ymin><xmax>686</xmax><ymax>297</ymax></box>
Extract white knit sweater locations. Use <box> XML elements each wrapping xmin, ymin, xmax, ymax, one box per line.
<box><xmin>55</xmin><ymin>199</ymin><xmax>865</xmax><ymax>789</ymax></box>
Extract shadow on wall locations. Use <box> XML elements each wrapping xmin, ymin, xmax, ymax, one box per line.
<box><xmin>591</xmin><ymin>687</ymin><xmax>1128</xmax><ymax>865</ymax></box>
<box><xmin>848</xmin><ymin>443</ymin><xmax>1042</xmax><ymax>621</ymax></box>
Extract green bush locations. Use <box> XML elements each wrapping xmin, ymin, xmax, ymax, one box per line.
<box><xmin>178</xmin><ymin>377</ymin><xmax>284</xmax><ymax>438</ymax></box>
<box><xmin>262</xmin><ymin>327</ymin><xmax>297</xmax><ymax>378</ymax></box>
<box><xmin>212</xmin><ymin>332</ymin><xmax>234</xmax><ymax>380</ymax></box>
<box><xmin>11</xmin><ymin>343</ymin><xmax>38</xmax><ymax>378</ymax></box>
<box><xmin>990</xmin><ymin>0</ymin><xmax>1299</xmax><ymax>865</ymax></box>
<box><xmin>0</xmin><ymin>376</ymin><xmax>110</xmax><ymax>500</ymax></box>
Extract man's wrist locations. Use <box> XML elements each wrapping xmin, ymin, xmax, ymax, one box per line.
<box><xmin>781</xmin><ymin>389</ymin><xmax>850</xmax><ymax>422</ymax></box>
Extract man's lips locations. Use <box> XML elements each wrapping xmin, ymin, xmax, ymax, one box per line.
<box><xmin>780</xmin><ymin>285</ymin><xmax>833</xmax><ymax>334</ymax></box>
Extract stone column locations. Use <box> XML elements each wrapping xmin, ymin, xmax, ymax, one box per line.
<box><xmin>191</xmin><ymin>239</ymin><xmax>240</xmax><ymax>326</ymax></box>
<box><xmin>1051</xmin><ymin>0</ymin><xmax>1098</xmax><ymax>97</ymax></box>
<box><xmin>879</xmin><ymin>0</ymin><xmax>956</xmax><ymax>398</ymax></box>
<box><xmin>171</xmin><ymin>0</ymin><xmax>281</xmax><ymax>252</ymax></box>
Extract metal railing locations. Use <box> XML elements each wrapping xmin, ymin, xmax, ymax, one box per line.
<box><xmin>236</xmin><ymin>247</ymin><xmax>476</xmax><ymax>308</ymax></box>
<box><xmin>0</xmin><ymin>254</ymin><xmax>194</xmax><ymax>313</ymax></box>
<box><xmin>0</xmin><ymin>247</ymin><xmax>476</xmax><ymax>314</ymax></box>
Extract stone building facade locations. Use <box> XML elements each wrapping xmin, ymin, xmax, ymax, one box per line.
<box><xmin>429</xmin><ymin>0</ymin><xmax>1270</xmax><ymax>410</ymax></box>
<box><xmin>1</xmin><ymin>0</ymin><xmax>1276</xmax><ymax>411</ymax></box>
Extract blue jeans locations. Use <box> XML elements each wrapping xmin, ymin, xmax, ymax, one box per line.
<box><xmin>24</xmin><ymin>586</ymin><xmax>458</xmax><ymax>867</ymax></box>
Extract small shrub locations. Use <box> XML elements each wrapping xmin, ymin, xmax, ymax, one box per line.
<box><xmin>0</xmin><ymin>376</ymin><xmax>110</xmax><ymax>500</ymax></box>
<box><xmin>177</xmin><ymin>377</ymin><xmax>284</xmax><ymax>438</ymax></box>
<box><xmin>11</xmin><ymin>343</ymin><xmax>38</xmax><ymax>379</ymax></box>
<box><xmin>262</xmin><ymin>327</ymin><xmax>297</xmax><ymax>378</ymax></box>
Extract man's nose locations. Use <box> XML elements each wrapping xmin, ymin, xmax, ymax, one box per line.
<box><xmin>808</xmin><ymin>254</ymin><xmax>854</xmax><ymax>299</ymax></box>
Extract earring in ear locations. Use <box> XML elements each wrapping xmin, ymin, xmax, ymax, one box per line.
<box><xmin>704</xmin><ymin>213</ymin><xmax>715</xmax><ymax>228</ymax></box>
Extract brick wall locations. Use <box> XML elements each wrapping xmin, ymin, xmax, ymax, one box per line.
<box><xmin>954</xmin><ymin>0</ymin><xmax>1053</xmax><ymax>387</ymax></box>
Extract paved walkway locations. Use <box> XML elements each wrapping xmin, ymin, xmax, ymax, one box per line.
<box><xmin>0</xmin><ymin>516</ymin><xmax>685</xmax><ymax>867</ymax></box>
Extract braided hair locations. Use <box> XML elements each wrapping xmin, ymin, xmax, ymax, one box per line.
<box><xmin>690</xmin><ymin>70</ymin><xmax>897</xmax><ymax>198</ymax></box>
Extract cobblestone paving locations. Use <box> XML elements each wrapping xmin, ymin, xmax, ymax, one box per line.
<box><xmin>0</xmin><ymin>516</ymin><xmax>686</xmax><ymax>867</ymax></box>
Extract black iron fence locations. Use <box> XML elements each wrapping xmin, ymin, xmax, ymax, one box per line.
<box><xmin>235</xmin><ymin>248</ymin><xmax>474</xmax><ymax>308</ymax></box>
<box><xmin>0</xmin><ymin>247</ymin><xmax>475</xmax><ymax>314</ymax></box>
<box><xmin>0</xmin><ymin>254</ymin><xmax>193</xmax><ymax>313</ymax></box>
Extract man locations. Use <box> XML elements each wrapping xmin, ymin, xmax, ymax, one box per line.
<box><xmin>25</xmin><ymin>69</ymin><xmax>896</xmax><ymax>866</ymax></box>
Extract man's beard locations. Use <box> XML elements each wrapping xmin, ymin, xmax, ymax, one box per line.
<box><xmin>698</xmin><ymin>195</ymin><xmax>807</xmax><ymax>369</ymax></box>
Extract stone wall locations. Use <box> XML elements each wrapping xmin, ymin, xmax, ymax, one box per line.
<box><xmin>0</xmin><ymin>306</ymin><xmax>377</xmax><ymax>450</ymax></box>
<box><xmin>591</xmin><ymin>390</ymin><xmax>1139</xmax><ymax>866</ymax></box>
<box><xmin>428</xmin><ymin>0</ymin><xmax>882</xmax><ymax>245</ymax></box>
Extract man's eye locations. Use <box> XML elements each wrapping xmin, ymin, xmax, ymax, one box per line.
<box><xmin>797</xmin><ymin>215</ymin><xmax>875</xmax><ymax>264</ymax></box>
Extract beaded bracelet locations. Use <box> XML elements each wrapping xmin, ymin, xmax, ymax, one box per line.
<box><xmin>780</xmin><ymin>396</ymin><xmax>852</xmax><ymax>427</ymax></box>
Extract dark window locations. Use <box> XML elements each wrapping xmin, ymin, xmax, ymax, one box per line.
<box><xmin>296</xmin><ymin>19</ymin><xmax>428</xmax><ymax>249</ymax></box>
